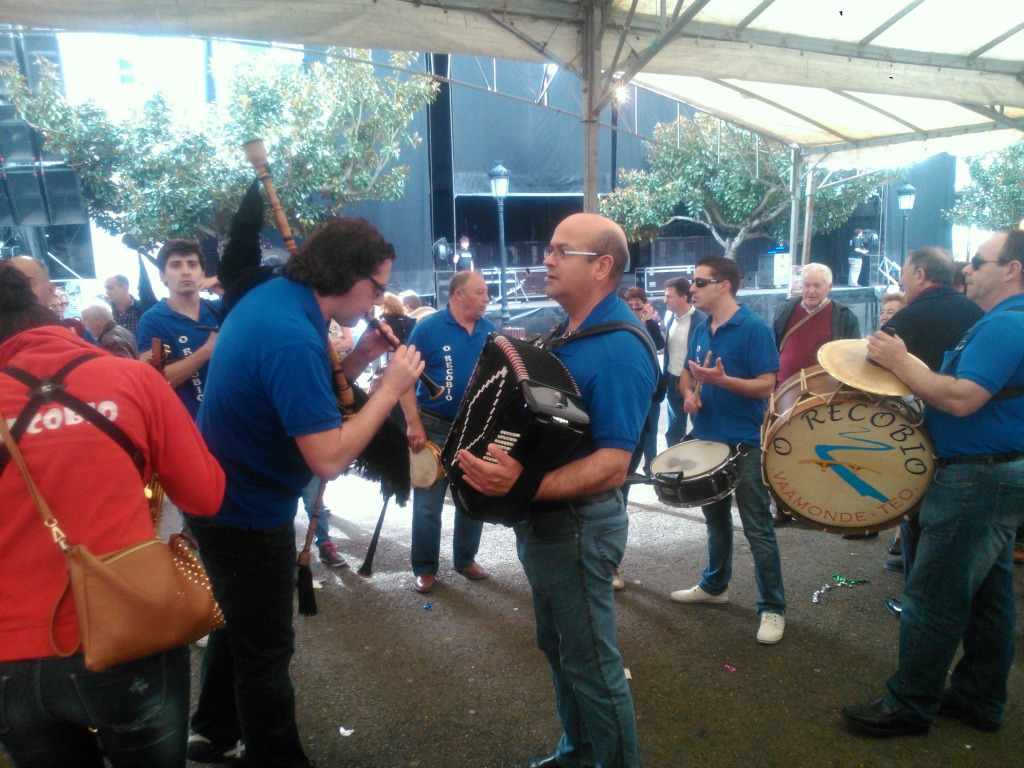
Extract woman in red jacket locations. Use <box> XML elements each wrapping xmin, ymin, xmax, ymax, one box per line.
<box><xmin>0</xmin><ymin>262</ymin><xmax>226</xmax><ymax>768</ymax></box>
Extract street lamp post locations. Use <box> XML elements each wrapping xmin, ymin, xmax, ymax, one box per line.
<box><xmin>897</xmin><ymin>182</ymin><xmax>916</xmax><ymax>267</ymax></box>
<box><xmin>489</xmin><ymin>161</ymin><xmax>511</xmax><ymax>326</ymax></box>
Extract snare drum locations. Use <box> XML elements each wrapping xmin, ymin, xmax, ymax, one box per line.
<box><xmin>761</xmin><ymin>366</ymin><xmax>934</xmax><ymax>534</ymax></box>
<box><xmin>650</xmin><ymin>440</ymin><xmax>739</xmax><ymax>507</ymax></box>
<box><xmin>410</xmin><ymin>440</ymin><xmax>446</xmax><ymax>489</ymax></box>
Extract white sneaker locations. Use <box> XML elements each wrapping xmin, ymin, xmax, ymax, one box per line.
<box><xmin>612</xmin><ymin>569</ymin><xmax>626</xmax><ymax>591</ymax></box>
<box><xmin>757</xmin><ymin>612</ymin><xmax>785</xmax><ymax>644</ymax></box>
<box><xmin>194</xmin><ymin>634</ymin><xmax>209</xmax><ymax>648</ymax></box>
<box><xmin>670</xmin><ymin>585</ymin><xmax>729</xmax><ymax>604</ymax></box>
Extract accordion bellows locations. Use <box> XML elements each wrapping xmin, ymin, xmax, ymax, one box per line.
<box><xmin>441</xmin><ymin>334</ymin><xmax>589</xmax><ymax>526</ymax></box>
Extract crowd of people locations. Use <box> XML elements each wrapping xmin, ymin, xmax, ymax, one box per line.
<box><xmin>2</xmin><ymin>215</ymin><xmax>1023</xmax><ymax>767</ymax></box>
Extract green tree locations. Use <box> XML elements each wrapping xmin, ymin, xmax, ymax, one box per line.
<box><xmin>945</xmin><ymin>140</ymin><xmax>1024</xmax><ymax>230</ymax></box>
<box><xmin>1</xmin><ymin>49</ymin><xmax>437</xmax><ymax>249</ymax></box>
<box><xmin>601</xmin><ymin>114</ymin><xmax>897</xmax><ymax>257</ymax></box>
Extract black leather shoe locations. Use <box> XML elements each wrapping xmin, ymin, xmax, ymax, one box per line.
<box><xmin>513</xmin><ymin>755</ymin><xmax>561</xmax><ymax>768</ymax></box>
<box><xmin>886</xmin><ymin>598</ymin><xmax>902</xmax><ymax>619</ymax></box>
<box><xmin>883</xmin><ymin>557</ymin><xmax>904</xmax><ymax>573</ymax></box>
<box><xmin>841</xmin><ymin>698</ymin><xmax>929</xmax><ymax>737</ymax></box>
<box><xmin>888</xmin><ymin>537</ymin><xmax>902</xmax><ymax>556</ymax></box>
<box><xmin>938</xmin><ymin>692</ymin><xmax>1001</xmax><ymax>733</ymax></box>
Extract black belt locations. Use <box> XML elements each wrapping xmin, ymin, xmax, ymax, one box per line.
<box><xmin>570</xmin><ymin>489</ymin><xmax>618</xmax><ymax>506</ymax></box>
<box><xmin>935</xmin><ymin>450</ymin><xmax>1024</xmax><ymax>468</ymax></box>
<box><xmin>529</xmin><ymin>488</ymin><xmax>619</xmax><ymax>517</ymax></box>
<box><xmin>419</xmin><ymin>408</ymin><xmax>453</xmax><ymax>425</ymax></box>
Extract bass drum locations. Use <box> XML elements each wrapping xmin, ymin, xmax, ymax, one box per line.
<box><xmin>761</xmin><ymin>366</ymin><xmax>934</xmax><ymax>535</ymax></box>
<box><xmin>650</xmin><ymin>440</ymin><xmax>739</xmax><ymax>507</ymax></box>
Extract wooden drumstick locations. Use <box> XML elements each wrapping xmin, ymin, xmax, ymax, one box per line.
<box><xmin>693</xmin><ymin>351</ymin><xmax>712</xmax><ymax>398</ymax></box>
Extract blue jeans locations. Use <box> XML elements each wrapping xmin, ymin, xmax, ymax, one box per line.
<box><xmin>0</xmin><ymin>648</ymin><xmax>190</xmax><ymax>768</ymax></box>
<box><xmin>411</xmin><ymin>411</ymin><xmax>484</xmax><ymax>575</ymax></box>
<box><xmin>515</xmin><ymin>493</ymin><xmax>641</xmax><ymax>768</ymax></box>
<box><xmin>185</xmin><ymin>517</ymin><xmax>310</xmax><ymax>768</ymax></box>
<box><xmin>883</xmin><ymin>459</ymin><xmax>1024</xmax><ymax>727</ymax></box>
<box><xmin>664</xmin><ymin>373</ymin><xmax>687</xmax><ymax>447</ymax></box>
<box><xmin>698</xmin><ymin>448</ymin><xmax>786</xmax><ymax>615</ymax></box>
<box><xmin>300</xmin><ymin>476</ymin><xmax>331</xmax><ymax>546</ymax></box>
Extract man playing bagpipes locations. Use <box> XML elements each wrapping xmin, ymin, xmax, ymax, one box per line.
<box><xmin>456</xmin><ymin>213</ymin><xmax>656</xmax><ymax>768</ymax></box>
<box><xmin>183</xmin><ymin>210</ymin><xmax>423</xmax><ymax>767</ymax></box>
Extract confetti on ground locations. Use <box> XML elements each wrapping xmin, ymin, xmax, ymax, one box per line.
<box><xmin>339</xmin><ymin>727</ymin><xmax>354</xmax><ymax>737</ymax></box>
<box><xmin>812</xmin><ymin>573</ymin><xmax>870</xmax><ymax>603</ymax></box>
<box><xmin>724</xmin><ymin>664</ymin><xmax>736</xmax><ymax>672</ymax></box>
<box><xmin>422</xmin><ymin>603</ymin><xmax>432</xmax><ymax>611</ymax></box>
<box><xmin>624</xmin><ymin>668</ymin><xmax>632</xmax><ymax>680</ymax></box>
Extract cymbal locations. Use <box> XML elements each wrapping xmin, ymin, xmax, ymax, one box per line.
<box><xmin>817</xmin><ymin>339</ymin><xmax>927</xmax><ymax>397</ymax></box>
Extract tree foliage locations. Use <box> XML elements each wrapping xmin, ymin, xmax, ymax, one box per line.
<box><xmin>944</xmin><ymin>140</ymin><xmax>1024</xmax><ymax>230</ymax></box>
<box><xmin>1</xmin><ymin>49</ymin><xmax>437</xmax><ymax>249</ymax></box>
<box><xmin>600</xmin><ymin>114</ymin><xmax>897</xmax><ymax>257</ymax></box>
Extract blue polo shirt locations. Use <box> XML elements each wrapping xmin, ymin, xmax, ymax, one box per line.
<box><xmin>197</xmin><ymin>277</ymin><xmax>341</xmax><ymax>529</ymax></box>
<box><xmin>407</xmin><ymin>306</ymin><xmax>497</xmax><ymax>420</ymax></box>
<box><xmin>551</xmin><ymin>291</ymin><xmax>657</xmax><ymax>455</ymax></box>
<box><xmin>136</xmin><ymin>297</ymin><xmax>221</xmax><ymax>420</ymax></box>
<box><xmin>687</xmin><ymin>303</ymin><xmax>779</xmax><ymax>448</ymax></box>
<box><xmin>925</xmin><ymin>294</ymin><xmax>1024</xmax><ymax>457</ymax></box>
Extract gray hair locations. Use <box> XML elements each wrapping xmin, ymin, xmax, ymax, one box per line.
<box><xmin>803</xmin><ymin>262</ymin><xmax>833</xmax><ymax>284</ymax></box>
<box><xmin>81</xmin><ymin>302</ymin><xmax>113</xmax><ymax>323</ymax></box>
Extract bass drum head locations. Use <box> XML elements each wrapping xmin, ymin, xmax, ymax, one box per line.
<box><xmin>651</xmin><ymin>440</ymin><xmax>731</xmax><ymax>477</ymax></box>
<box><xmin>762</xmin><ymin>390</ymin><xmax>933</xmax><ymax>535</ymax></box>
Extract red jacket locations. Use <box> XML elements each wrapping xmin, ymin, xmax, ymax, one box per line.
<box><xmin>0</xmin><ymin>326</ymin><xmax>225</xmax><ymax>662</ymax></box>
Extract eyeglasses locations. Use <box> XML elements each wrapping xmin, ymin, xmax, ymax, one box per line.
<box><xmin>366</xmin><ymin>274</ymin><xmax>388</xmax><ymax>297</ymax></box>
<box><xmin>543</xmin><ymin>245</ymin><xmax>599</xmax><ymax>260</ymax></box>
<box><xmin>969</xmin><ymin>255</ymin><xmax>1003</xmax><ymax>271</ymax></box>
<box><xmin>692</xmin><ymin>277</ymin><xmax>724</xmax><ymax>288</ymax></box>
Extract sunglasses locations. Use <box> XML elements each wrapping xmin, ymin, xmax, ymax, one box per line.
<box><xmin>969</xmin><ymin>254</ymin><xmax>1003</xmax><ymax>271</ymax></box>
<box><xmin>543</xmin><ymin>245</ymin><xmax>599</xmax><ymax>260</ymax></box>
<box><xmin>692</xmin><ymin>277</ymin><xmax>724</xmax><ymax>288</ymax></box>
<box><xmin>366</xmin><ymin>274</ymin><xmax>388</xmax><ymax>297</ymax></box>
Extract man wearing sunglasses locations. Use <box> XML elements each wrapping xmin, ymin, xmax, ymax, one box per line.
<box><xmin>671</xmin><ymin>255</ymin><xmax>787</xmax><ymax>646</ymax></box>
<box><xmin>877</xmin><ymin>246</ymin><xmax>983</xmax><ymax>616</ymax></box>
<box><xmin>457</xmin><ymin>213</ymin><xmax>655</xmax><ymax>768</ymax></box>
<box><xmin>843</xmin><ymin>229</ymin><xmax>1024</xmax><ymax>739</ymax></box>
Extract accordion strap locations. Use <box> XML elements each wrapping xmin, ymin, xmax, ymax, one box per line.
<box><xmin>546</xmin><ymin>321</ymin><xmax>662</xmax><ymax>397</ymax></box>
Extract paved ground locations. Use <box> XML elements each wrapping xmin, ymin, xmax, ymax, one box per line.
<box><xmin>176</xmin><ymin>470</ymin><xmax>1022</xmax><ymax>768</ymax></box>
<box><xmin>4</xmin><ymin>462</ymin><xmax>1020</xmax><ymax>768</ymax></box>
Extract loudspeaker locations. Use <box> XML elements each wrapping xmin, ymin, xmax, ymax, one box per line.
<box><xmin>0</xmin><ymin>175</ymin><xmax>15</xmax><ymax>227</ymax></box>
<box><xmin>42</xmin><ymin>167</ymin><xmax>87</xmax><ymax>225</ymax></box>
<box><xmin>434</xmin><ymin>270</ymin><xmax>455</xmax><ymax>306</ymax></box>
<box><xmin>0</xmin><ymin>121</ymin><xmax>38</xmax><ymax>165</ymax></box>
<box><xmin>3</xmin><ymin>168</ymin><xmax>48</xmax><ymax>226</ymax></box>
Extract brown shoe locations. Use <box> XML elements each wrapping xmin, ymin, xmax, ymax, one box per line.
<box><xmin>456</xmin><ymin>563</ymin><xmax>488</xmax><ymax>581</ymax></box>
<box><xmin>413</xmin><ymin>574</ymin><xmax>435</xmax><ymax>593</ymax></box>
<box><xmin>1014</xmin><ymin>542</ymin><xmax>1024</xmax><ymax>566</ymax></box>
<box><xmin>612</xmin><ymin>569</ymin><xmax>626</xmax><ymax>591</ymax></box>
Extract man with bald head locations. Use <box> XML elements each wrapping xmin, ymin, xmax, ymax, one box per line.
<box><xmin>9</xmin><ymin>256</ymin><xmax>54</xmax><ymax>307</ymax></box>
<box><xmin>458</xmin><ymin>213</ymin><xmax>655</xmax><ymax>768</ymax></box>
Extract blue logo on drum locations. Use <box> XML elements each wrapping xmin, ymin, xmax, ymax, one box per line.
<box><xmin>799</xmin><ymin>427</ymin><xmax>892</xmax><ymax>503</ymax></box>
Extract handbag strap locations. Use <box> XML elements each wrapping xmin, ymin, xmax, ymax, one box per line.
<box><xmin>779</xmin><ymin>298</ymin><xmax>831</xmax><ymax>351</ymax></box>
<box><xmin>0</xmin><ymin>407</ymin><xmax>69</xmax><ymax>550</ymax></box>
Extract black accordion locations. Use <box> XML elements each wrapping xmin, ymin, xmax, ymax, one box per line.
<box><xmin>441</xmin><ymin>333</ymin><xmax>589</xmax><ymax>525</ymax></box>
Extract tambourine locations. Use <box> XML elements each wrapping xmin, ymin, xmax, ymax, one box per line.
<box><xmin>410</xmin><ymin>440</ymin><xmax>446</xmax><ymax>489</ymax></box>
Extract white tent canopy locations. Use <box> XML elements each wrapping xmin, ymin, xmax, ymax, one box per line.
<box><xmin>4</xmin><ymin>0</ymin><xmax>1024</xmax><ymax>193</ymax></box>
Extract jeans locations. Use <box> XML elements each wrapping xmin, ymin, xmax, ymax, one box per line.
<box><xmin>698</xmin><ymin>448</ymin><xmax>786</xmax><ymax>615</ymax></box>
<box><xmin>883</xmin><ymin>459</ymin><xmax>1024</xmax><ymax>727</ymax></box>
<box><xmin>515</xmin><ymin>493</ymin><xmax>641</xmax><ymax>768</ymax></box>
<box><xmin>664</xmin><ymin>374</ymin><xmax>687</xmax><ymax>447</ymax></box>
<box><xmin>0</xmin><ymin>648</ymin><xmax>190</xmax><ymax>768</ymax></box>
<box><xmin>411</xmin><ymin>411</ymin><xmax>484</xmax><ymax>575</ymax></box>
<box><xmin>300</xmin><ymin>476</ymin><xmax>331</xmax><ymax>546</ymax></box>
<box><xmin>185</xmin><ymin>517</ymin><xmax>310</xmax><ymax>768</ymax></box>
<box><xmin>899</xmin><ymin>515</ymin><xmax>922</xmax><ymax>580</ymax></box>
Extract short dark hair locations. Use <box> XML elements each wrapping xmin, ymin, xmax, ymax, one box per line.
<box><xmin>906</xmin><ymin>246</ymin><xmax>954</xmax><ymax>285</ymax></box>
<box><xmin>156</xmin><ymin>239</ymin><xmax>204</xmax><ymax>272</ymax></box>
<box><xmin>998</xmin><ymin>228</ymin><xmax>1024</xmax><ymax>272</ymax></box>
<box><xmin>623</xmin><ymin>286</ymin><xmax>647</xmax><ymax>303</ymax></box>
<box><xmin>283</xmin><ymin>217</ymin><xmax>396</xmax><ymax>296</ymax></box>
<box><xmin>449</xmin><ymin>270</ymin><xmax>480</xmax><ymax>296</ymax></box>
<box><xmin>113</xmin><ymin>274</ymin><xmax>130</xmax><ymax>288</ymax></box>
<box><xmin>696</xmin><ymin>255</ymin><xmax>742</xmax><ymax>295</ymax></box>
<box><xmin>0</xmin><ymin>262</ymin><xmax>61</xmax><ymax>344</ymax></box>
<box><xmin>664</xmin><ymin>276</ymin><xmax>691</xmax><ymax>296</ymax></box>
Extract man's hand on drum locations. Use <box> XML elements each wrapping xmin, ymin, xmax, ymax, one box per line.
<box><xmin>866</xmin><ymin>329</ymin><xmax>908</xmax><ymax>372</ymax></box>
<box><xmin>407</xmin><ymin>419</ymin><xmax>427</xmax><ymax>453</ymax></box>
<box><xmin>457</xmin><ymin>445</ymin><xmax>524</xmax><ymax>496</ymax></box>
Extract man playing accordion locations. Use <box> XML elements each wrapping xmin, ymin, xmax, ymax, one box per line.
<box><xmin>457</xmin><ymin>213</ymin><xmax>655</xmax><ymax>768</ymax></box>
